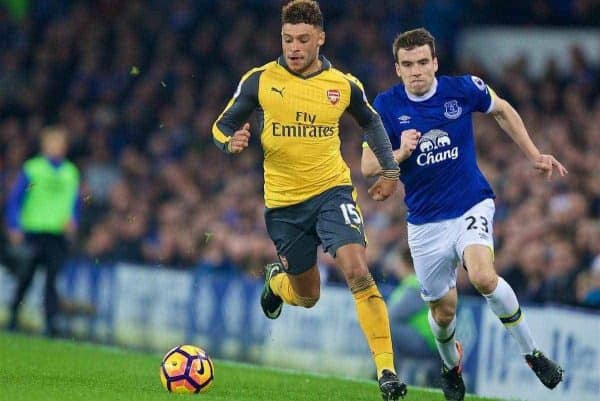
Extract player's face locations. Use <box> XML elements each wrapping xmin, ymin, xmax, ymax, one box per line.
<box><xmin>42</xmin><ymin>134</ymin><xmax>68</xmax><ymax>159</ymax></box>
<box><xmin>395</xmin><ymin>45</ymin><xmax>438</xmax><ymax>96</ymax></box>
<box><xmin>282</xmin><ymin>23</ymin><xmax>325</xmax><ymax>75</ymax></box>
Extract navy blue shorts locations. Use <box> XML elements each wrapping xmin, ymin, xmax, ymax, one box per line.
<box><xmin>265</xmin><ymin>185</ymin><xmax>366</xmax><ymax>275</ymax></box>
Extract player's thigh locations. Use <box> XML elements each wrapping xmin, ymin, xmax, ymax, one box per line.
<box><xmin>455</xmin><ymin>198</ymin><xmax>495</xmax><ymax>269</ymax></box>
<box><xmin>408</xmin><ymin>221</ymin><xmax>458</xmax><ymax>302</ymax></box>
<box><xmin>42</xmin><ymin>235</ymin><xmax>68</xmax><ymax>273</ymax></box>
<box><xmin>334</xmin><ymin>243</ymin><xmax>369</xmax><ymax>283</ymax></box>
<box><xmin>315</xmin><ymin>186</ymin><xmax>366</xmax><ymax>258</ymax></box>
<box><xmin>264</xmin><ymin>203</ymin><xmax>319</xmax><ymax>275</ymax></box>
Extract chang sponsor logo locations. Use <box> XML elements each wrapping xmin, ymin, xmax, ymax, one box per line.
<box><xmin>416</xmin><ymin>129</ymin><xmax>459</xmax><ymax>166</ymax></box>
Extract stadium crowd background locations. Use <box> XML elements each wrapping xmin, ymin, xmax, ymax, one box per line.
<box><xmin>1</xmin><ymin>0</ymin><xmax>599</xmax><ymax>309</ymax></box>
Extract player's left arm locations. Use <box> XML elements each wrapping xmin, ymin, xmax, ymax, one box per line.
<box><xmin>67</xmin><ymin>168</ymin><xmax>81</xmax><ymax>239</ymax></box>
<box><xmin>488</xmin><ymin>90</ymin><xmax>568</xmax><ymax>180</ymax></box>
<box><xmin>345</xmin><ymin>75</ymin><xmax>399</xmax><ymax>200</ymax></box>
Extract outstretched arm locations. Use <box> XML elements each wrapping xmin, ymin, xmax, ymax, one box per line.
<box><xmin>490</xmin><ymin>95</ymin><xmax>568</xmax><ymax>180</ymax></box>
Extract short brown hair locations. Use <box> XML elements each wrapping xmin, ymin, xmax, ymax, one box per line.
<box><xmin>282</xmin><ymin>0</ymin><xmax>323</xmax><ymax>29</ymax></box>
<box><xmin>392</xmin><ymin>28</ymin><xmax>436</xmax><ymax>62</ymax></box>
<box><xmin>40</xmin><ymin>125</ymin><xmax>68</xmax><ymax>142</ymax></box>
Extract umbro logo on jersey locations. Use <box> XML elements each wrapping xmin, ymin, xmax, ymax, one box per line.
<box><xmin>271</xmin><ymin>86</ymin><xmax>285</xmax><ymax>97</ymax></box>
<box><xmin>398</xmin><ymin>115</ymin><xmax>411</xmax><ymax>124</ymax></box>
<box><xmin>327</xmin><ymin>89</ymin><xmax>340</xmax><ymax>105</ymax></box>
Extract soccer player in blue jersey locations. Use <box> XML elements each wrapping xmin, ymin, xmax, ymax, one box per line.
<box><xmin>361</xmin><ymin>28</ymin><xmax>566</xmax><ymax>401</ymax></box>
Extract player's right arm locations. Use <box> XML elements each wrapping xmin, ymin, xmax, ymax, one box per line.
<box><xmin>344</xmin><ymin>77</ymin><xmax>399</xmax><ymax>201</ymax></box>
<box><xmin>212</xmin><ymin>69</ymin><xmax>261</xmax><ymax>154</ymax></box>
<box><xmin>360</xmin><ymin>94</ymin><xmax>421</xmax><ymax>177</ymax></box>
<box><xmin>5</xmin><ymin>170</ymin><xmax>28</xmax><ymax>245</ymax></box>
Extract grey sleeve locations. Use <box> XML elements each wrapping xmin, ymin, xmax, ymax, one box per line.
<box><xmin>388</xmin><ymin>288</ymin><xmax>425</xmax><ymax>323</ymax></box>
<box><xmin>364</xmin><ymin>116</ymin><xmax>399</xmax><ymax>172</ymax></box>
<box><xmin>212</xmin><ymin>70</ymin><xmax>261</xmax><ymax>153</ymax></box>
<box><xmin>345</xmin><ymin>79</ymin><xmax>398</xmax><ymax>173</ymax></box>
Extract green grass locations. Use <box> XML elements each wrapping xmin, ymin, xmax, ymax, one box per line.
<box><xmin>0</xmin><ymin>331</ymin><xmax>505</xmax><ymax>401</ymax></box>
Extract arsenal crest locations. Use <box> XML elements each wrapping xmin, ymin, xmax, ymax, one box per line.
<box><xmin>327</xmin><ymin>89</ymin><xmax>340</xmax><ymax>105</ymax></box>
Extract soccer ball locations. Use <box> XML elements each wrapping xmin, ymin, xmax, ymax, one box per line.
<box><xmin>159</xmin><ymin>345</ymin><xmax>215</xmax><ymax>393</ymax></box>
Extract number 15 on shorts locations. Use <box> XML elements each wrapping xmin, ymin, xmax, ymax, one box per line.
<box><xmin>340</xmin><ymin>203</ymin><xmax>362</xmax><ymax>225</ymax></box>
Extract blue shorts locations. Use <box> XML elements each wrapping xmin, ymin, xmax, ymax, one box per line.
<box><xmin>265</xmin><ymin>185</ymin><xmax>366</xmax><ymax>275</ymax></box>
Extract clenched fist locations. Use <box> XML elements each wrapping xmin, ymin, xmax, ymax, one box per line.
<box><xmin>227</xmin><ymin>123</ymin><xmax>251</xmax><ymax>154</ymax></box>
<box><xmin>368</xmin><ymin>176</ymin><xmax>398</xmax><ymax>201</ymax></box>
<box><xmin>394</xmin><ymin>129</ymin><xmax>421</xmax><ymax>163</ymax></box>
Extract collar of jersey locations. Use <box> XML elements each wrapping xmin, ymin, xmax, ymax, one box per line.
<box><xmin>405</xmin><ymin>77</ymin><xmax>438</xmax><ymax>102</ymax></box>
<box><xmin>277</xmin><ymin>55</ymin><xmax>331</xmax><ymax>79</ymax></box>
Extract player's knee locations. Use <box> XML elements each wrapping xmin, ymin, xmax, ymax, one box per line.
<box><xmin>430</xmin><ymin>299</ymin><xmax>456</xmax><ymax>327</ymax></box>
<box><xmin>342</xmin><ymin>263</ymin><xmax>370</xmax><ymax>284</ymax></box>
<box><xmin>431</xmin><ymin>303</ymin><xmax>456</xmax><ymax>327</ymax></box>
<box><xmin>470</xmin><ymin>269</ymin><xmax>498</xmax><ymax>294</ymax></box>
<box><xmin>294</xmin><ymin>285</ymin><xmax>320</xmax><ymax>308</ymax></box>
<box><xmin>296</xmin><ymin>294</ymin><xmax>320</xmax><ymax>308</ymax></box>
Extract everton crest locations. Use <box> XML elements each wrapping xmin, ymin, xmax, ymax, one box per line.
<box><xmin>443</xmin><ymin>100</ymin><xmax>462</xmax><ymax>119</ymax></box>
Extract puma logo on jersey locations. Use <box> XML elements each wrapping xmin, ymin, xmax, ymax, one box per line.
<box><xmin>271</xmin><ymin>86</ymin><xmax>285</xmax><ymax>97</ymax></box>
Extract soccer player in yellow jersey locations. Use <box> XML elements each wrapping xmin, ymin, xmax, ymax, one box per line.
<box><xmin>212</xmin><ymin>1</ymin><xmax>406</xmax><ymax>399</ymax></box>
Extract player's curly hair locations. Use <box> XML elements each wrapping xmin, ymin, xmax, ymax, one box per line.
<box><xmin>281</xmin><ymin>0</ymin><xmax>323</xmax><ymax>29</ymax></box>
<box><xmin>393</xmin><ymin>28</ymin><xmax>436</xmax><ymax>62</ymax></box>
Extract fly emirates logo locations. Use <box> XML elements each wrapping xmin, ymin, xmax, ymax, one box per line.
<box><xmin>415</xmin><ymin>129</ymin><xmax>458</xmax><ymax>166</ymax></box>
<box><xmin>271</xmin><ymin>111</ymin><xmax>335</xmax><ymax>138</ymax></box>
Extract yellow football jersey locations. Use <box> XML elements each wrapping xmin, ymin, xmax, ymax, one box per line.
<box><xmin>213</xmin><ymin>56</ymin><xmax>380</xmax><ymax>208</ymax></box>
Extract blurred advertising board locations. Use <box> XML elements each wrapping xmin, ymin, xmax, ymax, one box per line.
<box><xmin>1</xmin><ymin>262</ymin><xmax>598</xmax><ymax>400</ymax></box>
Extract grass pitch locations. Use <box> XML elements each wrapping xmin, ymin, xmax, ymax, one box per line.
<box><xmin>0</xmin><ymin>331</ymin><xmax>506</xmax><ymax>401</ymax></box>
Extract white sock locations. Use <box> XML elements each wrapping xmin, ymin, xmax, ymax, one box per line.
<box><xmin>428</xmin><ymin>309</ymin><xmax>460</xmax><ymax>368</ymax></box>
<box><xmin>483</xmin><ymin>277</ymin><xmax>536</xmax><ymax>355</ymax></box>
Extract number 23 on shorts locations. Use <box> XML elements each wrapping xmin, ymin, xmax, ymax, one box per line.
<box><xmin>465</xmin><ymin>215</ymin><xmax>489</xmax><ymax>233</ymax></box>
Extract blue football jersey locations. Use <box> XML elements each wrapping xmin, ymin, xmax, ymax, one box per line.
<box><xmin>374</xmin><ymin>75</ymin><xmax>496</xmax><ymax>224</ymax></box>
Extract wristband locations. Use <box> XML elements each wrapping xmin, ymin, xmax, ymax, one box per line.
<box><xmin>381</xmin><ymin>169</ymin><xmax>400</xmax><ymax>180</ymax></box>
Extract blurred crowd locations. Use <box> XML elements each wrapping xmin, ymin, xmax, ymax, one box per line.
<box><xmin>1</xmin><ymin>1</ymin><xmax>599</xmax><ymax>309</ymax></box>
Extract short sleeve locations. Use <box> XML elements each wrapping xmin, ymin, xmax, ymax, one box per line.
<box><xmin>461</xmin><ymin>75</ymin><xmax>495</xmax><ymax>114</ymax></box>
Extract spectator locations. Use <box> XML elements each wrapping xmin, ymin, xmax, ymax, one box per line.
<box><xmin>0</xmin><ymin>1</ymin><xmax>597</xmax><ymax>310</ymax></box>
<box><xmin>5</xmin><ymin>126</ymin><xmax>80</xmax><ymax>336</ymax></box>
